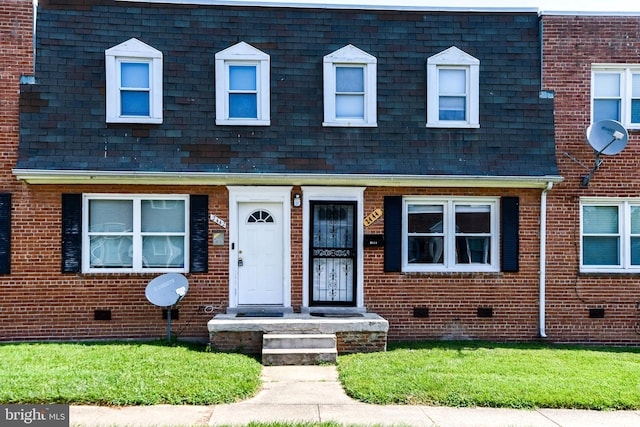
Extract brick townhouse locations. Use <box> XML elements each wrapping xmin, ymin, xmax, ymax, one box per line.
<box><xmin>2</xmin><ymin>0</ymin><xmax>576</xmax><ymax>348</ymax></box>
<box><xmin>542</xmin><ymin>13</ymin><xmax>640</xmax><ymax>344</ymax></box>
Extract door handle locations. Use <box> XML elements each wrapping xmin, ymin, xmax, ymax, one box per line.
<box><xmin>238</xmin><ymin>258</ymin><xmax>243</xmax><ymax>266</ymax></box>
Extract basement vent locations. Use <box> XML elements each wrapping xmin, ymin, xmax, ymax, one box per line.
<box><xmin>413</xmin><ymin>307</ymin><xmax>430</xmax><ymax>318</ymax></box>
<box><xmin>94</xmin><ymin>309</ymin><xmax>112</xmax><ymax>321</ymax></box>
<box><xmin>477</xmin><ymin>307</ymin><xmax>494</xmax><ymax>318</ymax></box>
<box><xmin>162</xmin><ymin>309</ymin><xmax>179</xmax><ymax>320</ymax></box>
<box><xmin>589</xmin><ymin>308</ymin><xmax>605</xmax><ymax>318</ymax></box>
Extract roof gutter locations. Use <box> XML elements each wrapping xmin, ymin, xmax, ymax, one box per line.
<box><xmin>13</xmin><ymin>169</ymin><xmax>564</xmax><ymax>189</ymax></box>
<box><xmin>539</xmin><ymin>181</ymin><xmax>553</xmax><ymax>338</ymax></box>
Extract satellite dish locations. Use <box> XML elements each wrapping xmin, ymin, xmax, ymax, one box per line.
<box><xmin>146</xmin><ymin>273</ymin><xmax>188</xmax><ymax>343</ymax></box>
<box><xmin>586</xmin><ymin>119</ymin><xmax>628</xmax><ymax>155</ymax></box>
<box><xmin>145</xmin><ymin>273</ymin><xmax>189</xmax><ymax>307</ymax></box>
<box><xmin>581</xmin><ymin>120</ymin><xmax>629</xmax><ymax>187</ymax></box>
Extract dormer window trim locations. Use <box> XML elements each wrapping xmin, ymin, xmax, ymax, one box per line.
<box><xmin>323</xmin><ymin>44</ymin><xmax>377</xmax><ymax>127</ymax></box>
<box><xmin>215</xmin><ymin>41</ymin><xmax>271</xmax><ymax>126</ymax></box>
<box><xmin>427</xmin><ymin>46</ymin><xmax>480</xmax><ymax>129</ymax></box>
<box><xmin>105</xmin><ymin>38</ymin><xmax>163</xmax><ymax>124</ymax></box>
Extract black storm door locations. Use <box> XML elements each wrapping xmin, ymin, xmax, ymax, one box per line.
<box><xmin>310</xmin><ymin>201</ymin><xmax>356</xmax><ymax>306</ymax></box>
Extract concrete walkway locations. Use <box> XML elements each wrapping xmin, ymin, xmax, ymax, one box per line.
<box><xmin>70</xmin><ymin>365</ymin><xmax>640</xmax><ymax>427</ymax></box>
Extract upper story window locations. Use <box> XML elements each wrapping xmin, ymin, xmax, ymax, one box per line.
<box><xmin>581</xmin><ymin>198</ymin><xmax>640</xmax><ymax>273</ymax></box>
<box><xmin>105</xmin><ymin>38</ymin><xmax>163</xmax><ymax>124</ymax></box>
<box><xmin>427</xmin><ymin>46</ymin><xmax>479</xmax><ymax>129</ymax></box>
<box><xmin>83</xmin><ymin>195</ymin><xmax>188</xmax><ymax>273</ymax></box>
<box><xmin>215</xmin><ymin>42</ymin><xmax>270</xmax><ymax>126</ymax></box>
<box><xmin>403</xmin><ymin>197</ymin><xmax>499</xmax><ymax>272</ymax></box>
<box><xmin>323</xmin><ymin>45</ymin><xmax>377</xmax><ymax>127</ymax></box>
<box><xmin>592</xmin><ymin>65</ymin><xmax>640</xmax><ymax>129</ymax></box>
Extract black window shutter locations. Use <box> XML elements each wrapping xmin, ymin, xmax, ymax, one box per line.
<box><xmin>384</xmin><ymin>196</ymin><xmax>403</xmax><ymax>272</ymax></box>
<box><xmin>61</xmin><ymin>194</ymin><xmax>82</xmax><ymax>273</ymax></box>
<box><xmin>501</xmin><ymin>196</ymin><xmax>519</xmax><ymax>272</ymax></box>
<box><xmin>190</xmin><ymin>195</ymin><xmax>209</xmax><ymax>273</ymax></box>
<box><xmin>0</xmin><ymin>193</ymin><xmax>11</xmax><ymax>274</ymax></box>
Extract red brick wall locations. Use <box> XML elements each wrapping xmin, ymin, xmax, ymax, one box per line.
<box><xmin>363</xmin><ymin>186</ymin><xmax>544</xmax><ymax>343</ymax></box>
<box><xmin>542</xmin><ymin>15</ymin><xmax>640</xmax><ymax>344</ymax></box>
<box><xmin>0</xmin><ymin>0</ymin><xmax>32</xmax><ymax>188</ymax></box>
<box><xmin>1</xmin><ymin>185</ymin><xmax>231</xmax><ymax>341</ymax></box>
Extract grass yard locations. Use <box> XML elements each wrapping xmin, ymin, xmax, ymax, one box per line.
<box><xmin>338</xmin><ymin>341</ymin><xmax>640</xmax><ymax>410</ymax></box>
<box><xmin>0</xmin><ymin>341</ymin><xmax>262</xmax><ymax>405</ymax></box>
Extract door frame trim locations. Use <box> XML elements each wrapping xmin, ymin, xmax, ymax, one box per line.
<box><xmin>227</xmin><ymin>186</ymin><xmax>292</xmax><ymax>309</ymax></box>
<box><xmin>302</xmin><ymin>186</ymin><xmax>365</xmax><ymax>310</ymax></box>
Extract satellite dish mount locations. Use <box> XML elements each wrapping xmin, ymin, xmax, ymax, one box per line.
<box><xmin>582</xmin><ymin>120</ymin><xmax>629</xmax><ymax>187</ymax></box>
<box><xmin>145</xmin><ymin>273</ymin><xmax>189</xmax><ymax>343</ymax></box>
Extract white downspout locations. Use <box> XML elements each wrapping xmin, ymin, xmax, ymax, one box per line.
<box><xmin>539</xmin><ymin>182</ymin><xmax>553</xmax><ymax>338</ymax></box>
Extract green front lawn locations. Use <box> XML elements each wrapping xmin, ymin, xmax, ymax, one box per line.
<box><xmin>0</xmin><ymin>341</ymin><xmax>262</xmax><ymax>405</ymax></box>
<box><xmin>338</xmin><ymin>341</ymin><xmax>640</xmax><ymax>410</ymax></box>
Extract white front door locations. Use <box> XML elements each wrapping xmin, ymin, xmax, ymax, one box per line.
<box><xmin>237</xmin><ymin>202</ymin><xmax>284</xmax><ymax>305</ymax></box>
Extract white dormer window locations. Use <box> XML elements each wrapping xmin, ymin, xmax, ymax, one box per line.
<box><xmin>105</xmin><ymin>38</ymin><xmax>163</xmax><ymax>124</ymax></box>
<box><xmin>323</xmin><ymin>45</ymin><xmax>377</xmax><ymax>127</ymax></box>
<box><xmin>427</xmin><ymin>46</ymin><xmax>479</xmax><ymax>128</ymax></box>
<box><xmin>215</xmin><ymin>42</ymin><xmax>270</xmax><ymax>126</ymax></box>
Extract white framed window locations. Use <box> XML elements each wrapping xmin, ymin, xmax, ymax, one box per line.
<box><xmin>403</xmin><ymin>197</ymin><xmax>499</xmax><ymax>272</ymax></box>
<box><xmin>215</xmin><ymin>42</ymin><xmax>270</xmax><ymax>126</ymax></box>
<box><xmin>427</xmin><ymin>46</ymin><xmax>479</xmax><ymax>128</ymax></box>
<box><xmin>323</xmin><ymin>45</ymin><xmax>377</xmax><ymax>127</ymax></box>
<box><xmin>83</xmin><ymin>194</ymin><xmax>189</xmax><ymax>273</ymax></box>
<box><xmin>592</xmin><ymin>65</ymin><xmax>640</xmax><ymax>129</ymax></box>
<box><xmin>105</xmin><ymin>38</ymin><xmax>163</xmax><ymax>124</ymax></box>
<box><xmin>581</xmin><ymin>198</ymin><xmax>640</xmax><ymax>272</ymax></box>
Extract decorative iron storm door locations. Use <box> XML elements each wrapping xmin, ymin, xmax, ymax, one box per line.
<box><xmin>310</xmin><ymin>201</ymin><xmax>356</xmax><ymax>306</ymax></box>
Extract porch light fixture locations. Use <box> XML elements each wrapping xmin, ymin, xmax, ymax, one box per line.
<box><xmin>293</xmin><ymin>193</ymin><xmax>301</xmax><ymax>207</ymax></box>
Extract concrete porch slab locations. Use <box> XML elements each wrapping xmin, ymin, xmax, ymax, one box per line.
<box><xmin>208</xmin><ymin>312</ymin><xmax>388</xmax><ymax>354</ymax></box>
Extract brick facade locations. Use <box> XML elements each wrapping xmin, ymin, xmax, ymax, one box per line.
<box><xmin>2</xmin><ymin>1</ymin><xmax>581</xmax><ymax>346</ymax></box>
<box><xmin>542</xmin><ymin>15</ymin><xmax>640</xmax><ymax>344</ymax></box>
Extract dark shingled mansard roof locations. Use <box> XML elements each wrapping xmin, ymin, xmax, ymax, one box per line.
<box><xmin>18</xmin><ymin>0</ymin><xmax>559</xmax><ymax>181</ymax></box>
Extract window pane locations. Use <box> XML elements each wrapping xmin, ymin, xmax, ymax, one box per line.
<box><xmin>121</xmin><ymin>63</ymin><xmax>149</xmax><ymax>88</ymax></box>
<box><xmin>141</xmin><ymin>200</ymin><xmax>185</xmax><ymax>232</ymax></box>
<box><xmin>456</xmin><ymin>236</ymin><xmax>490</xmax><ymax>264</ymax></box>
<box><xmin>336</xmin><ymin>67</ymin><xmax>364</xmax><ymax>92</ymax></box>
<box><xmin>633</xmin><ymin>74</ymin><xmax>640</xmax><ymax>97</ymax></box>
<box><xmin>143</xmin><ymin>236</ymin><xmax>184</xmax><ymax>268</ymax></box>
<box><xmin>336</xmin><ymin>94</ymin><xmax>364</xmax><ymax>118</ymax></box>
<box><xmin>583</xmin><ymin>205</ymin><xmax>618</xmax><ymax>234</ymax></box>
<box><xmin>439</xmin><ymin>96</ymin><xmax>466</xmax><ymax>121</ymax></box>
<box><xmin>90</xmin><ymin>236</ymin><xmax>133</xmax><ymax>268</ymax></box>
<box><xmin>89</xmin><ymin>200</ymin><xmax>133</xmax><ymax>232</ymax></box>
<box><xmin>408</xmin><ymin>205</ymin><xmax>443</xmax><ymax>233</ymax></box>
<box><xmin>408</xmin><ymin>236</ymin><xmax>443</xmax><ymax>264</ymax></box>
<box><xmin>455</xmin><ymin>205</ymin><xmax>491</xmax><ymax>233</ymax></box>
<box><xmin>583</xmin><ymin>236</ymin><xmax>619</xmax><ymax>265</ymax></box>
<box><xmin>632</xmin><ymin>99</ymin><xmax>640</xmax><ymax>124</ymax></box>
<box><xmin>632</xmin><ymin>237</ymin><xmax>640</xmax><ymax>265</ymax></box>
<box><xmin>594</xmin><ymin>73</ymin><xmax>620</xmax><ymax>97</ymax></box>
<box><xmin>631</xmin><ymin>206</ymin><xmax>640</xmax><ymax>234</ymax></box>
<box><xmin>121</xmin><ymin>91</ymin><xmax>150</xmax><ymax>116</ymax></box>
<box><xmin>439</xmin><ymin>69</ymin><xmax>466</xmax><ymax>94</ymax></box>
<box><xmin>229</xmin><ymin>93</ymin><xmax>257</xmax><ymax>118</ymax></box>
<box><xmin>229</xmin><ymin>65</ymin><xmax>257</xmax><ymax>91</ymax></box>
<box><xmin>593</xmin><ymin>99</ymin><xmax>620</xmax><ymax>122</ymax></box>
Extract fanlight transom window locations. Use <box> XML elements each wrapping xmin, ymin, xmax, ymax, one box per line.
<box><xmin>247</xmin><ymin>210</ymin><xmax>274</xmax><ymax>223</ymax></box>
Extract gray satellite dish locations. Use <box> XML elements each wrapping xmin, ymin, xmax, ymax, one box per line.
<box><xmin>586</xmin><ymin>119</ymin><xmax>628</xmax><ymax>155</ymax></box>
<box><xmin>145</xmin><ymin>273</ymin><xmax>188</xmax><ymax>342</ymax></box>
<box><xmin>582</xmin><ymin>119</ymin><xmax>629</xmax><ymax>186</ymax></box>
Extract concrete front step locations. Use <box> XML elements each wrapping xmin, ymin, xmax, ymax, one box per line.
<box><xmin>262</xmin><ymin>333</ymin><xmax>337</xmax><ymax>365</ymax></box>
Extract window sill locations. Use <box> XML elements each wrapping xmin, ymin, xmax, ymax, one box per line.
<box><xmin>426</xmin><ymin>122</ymin><xmax>480</xmax><ymax>129</ymax></box>
<box><xmin>322</xmin><ymin>121</ymin><xmax>377</xmax><ymax>128</ymax></box>
<box><xmin>216</xmin><ymin>119</ymin><xmax>270</xmax><ymax>126</ymax></box>
<box><xmin>107</xmin><ymin>117</ymin><xmax>163</xmax><ymax>125</ymax></box>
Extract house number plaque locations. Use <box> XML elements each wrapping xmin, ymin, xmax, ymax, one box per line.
<box><xmin>363</xmin><ymin>208</ymin><xmax>382</xmax><ymax>227</ymax></box>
